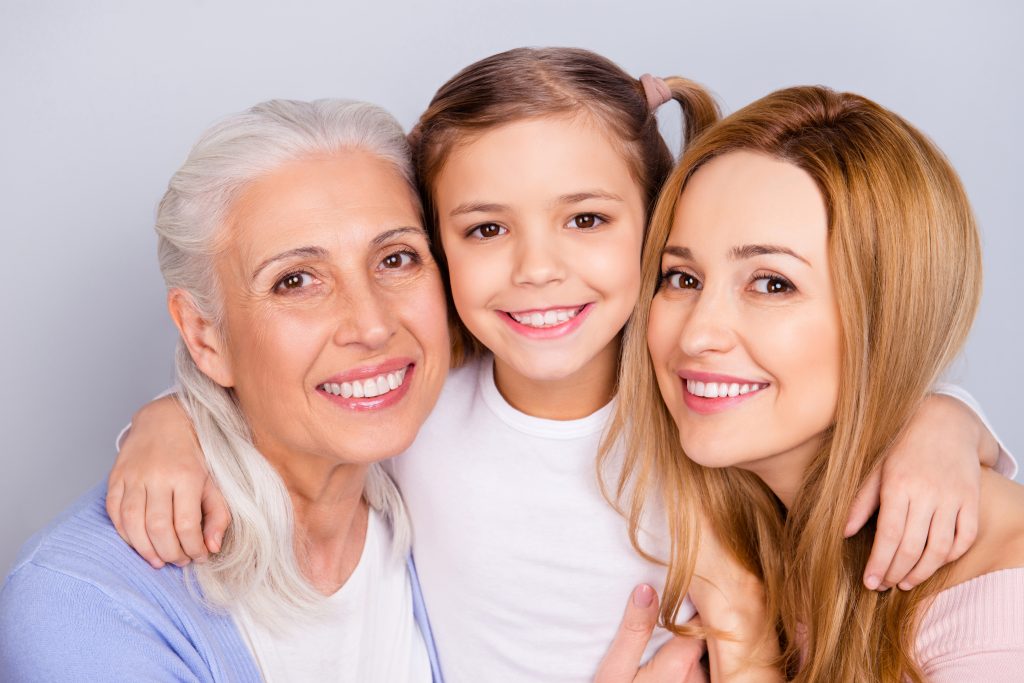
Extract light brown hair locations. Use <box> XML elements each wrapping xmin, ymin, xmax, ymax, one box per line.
<box><xmin>602</xmin><ymin>85</ymin><xmax>983</xmax><ymax>681</ymax></box>
<box><xmin>407</xmin><ymin>47</ymin><xmax>719</xmax><ymax>365</ymax></box>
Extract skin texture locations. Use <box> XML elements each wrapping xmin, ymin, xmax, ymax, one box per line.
<box><xmin>649</xmin><ymin>151</ymin><xmax>841</xmax><ymax>504</ymax></box>
<box><xmin>434</xmin><ymin>114</ymin><xmax>645</xmax><ymax>419</ymax></box>
<box><xmin>164</xmin><ymin>152</ymin><xmax>450</xmax><ymax>592</ymax></box>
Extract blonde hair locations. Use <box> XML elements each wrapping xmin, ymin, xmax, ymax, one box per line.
<box><xmin>602</xmin><ymin>85</ymin><xmax>983</xmax><ymax>681</ymax></box>
<box><xmin>156</xmin><ymin>99</ymin><xmax>415</xmax><ymax>628</ymax></box>
<box><xmin>408</xmin><ymin>47</ymin><xmax>720</xmax><ymax>365</ymax></box>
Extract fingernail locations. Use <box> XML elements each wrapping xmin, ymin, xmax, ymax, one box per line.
<box><xmin>633</xmin><ymin>584</ymin><xmax>655</xmax><ymax>608</ymax></box>
<box><xmin>208</xmin><ymin>534</ymin><xmax>221</xmax><ymax>553</ymax></box>
<box><xmin>898</xmin><ymin>581</ymin><xmax>912</xmax><ymax>591</ymax></box>
<box><xmin>864</xmin><ymin>574</ymin><xmax>880</xmax><ymax>590</ymax></box>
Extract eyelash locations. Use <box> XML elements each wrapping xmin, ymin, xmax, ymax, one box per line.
<box><xmin>272</xmin><ymin>249</ymin><xmax>422</xmax><ymax>294</ymax></box>
<box><xmin>658</xmin><ymin>269</ymin><xmax>797</xmax><ymax>296</ymax></box>
<box><xmin>749</xmin><ymin>270</ymin><xmax>796</xmax><ymax>295</ymax></box>
<box><xmin>274</xmin><ymin>270</ymin><xmax>319</xmax><ymax>294</ymax></box>
<box><xmin>464</xmin><ymin>213</ymin><xmax>610</xmax><ymax>240</ymax></box>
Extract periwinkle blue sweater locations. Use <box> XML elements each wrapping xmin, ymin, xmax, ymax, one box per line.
<box><xmin>0</xmin><ymin>483</ymin><xmax>442</xmax><ymax>682</ymax></box>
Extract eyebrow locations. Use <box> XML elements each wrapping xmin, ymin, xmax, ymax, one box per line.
<box><xmin>448</xmin><ymin>190</ymin><xmax>624</xmax><ymax>218</ymax></box>
<box><xmin>661</xmin><ymin>243</ymin><xmax>811</xmax><ymax>266</ymax></box>
<box><xmin>250</xmin><ymin>227</ymin><xmax>425</xmax><ymax>280</ymax></box>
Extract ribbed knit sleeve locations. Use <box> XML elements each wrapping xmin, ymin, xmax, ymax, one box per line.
<box><xmin>916</xmin><ymin>568</ymin><xmax>1024</xmax><ymax>681</ymax></box>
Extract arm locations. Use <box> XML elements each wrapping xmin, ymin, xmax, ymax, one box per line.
<box><xmin>0</xmin><ymin>565</ymin><xmax>205</xmax><ymax>682</ymax></box>
<box><xmin>106</xmin><ymin>394</ymin><xmax>230</xmax><ymax>568</ymax></box>
<box><xmin>844</xmin><ymin>390</ymin><xmax>1011</xmax><ymax>591</ymax></box>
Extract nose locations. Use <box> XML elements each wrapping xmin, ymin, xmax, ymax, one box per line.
<box><xmin>677</xmin><ymin>284</ymin><xmax>738</xmax><ymax>358</ymax></box>
<box><xmin>333</xmin><ymin>274</ymin><xmax>397</xmax><ymax>350</ymax></box>
<box><xmin>511</xmin><ymin>226</ymin><xmax>566</xmax><ymax>287</ymax></box>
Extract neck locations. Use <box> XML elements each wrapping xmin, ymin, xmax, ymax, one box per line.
<box><xmin>259</xmin><ymin>444</ymin><xmax>372</xmax><ymax>595</ymax></box>
<box><xmin>739</xmin><ymin>435</ymin><xmax>823</xmax><ymax>510</ymax></box>
<box><xmin>492</xmin><ymin>337</ymin><xmax>620</xmax><ymax>420</ymax></box>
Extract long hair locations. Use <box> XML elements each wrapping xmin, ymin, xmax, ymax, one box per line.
<box><xmin>407</xmin><ymin>47</ymin><xmax>720</xmax><ymax>365</ymax></box>
<box><xmin>156</xmin><ymin>99</ymin><xmax>415</xmax><ymax>628</ymax></box>
<box><xmin>602</xmin><ymin>86</ymin><xmax>983</xmax><ymax>681</ymax></box>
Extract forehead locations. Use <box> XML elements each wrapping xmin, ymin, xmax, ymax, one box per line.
<box><xmin>672</xmin><ymin>150</ymin><xmax>827</xmax><ymax>252</ymax></box>
<box><xmin>225</xmin><ymin>151</ymin><xmax>421</xmax><ymax>258</ymax></box>
<box><xmin>436</xmin><ymin>115</ymin><xmax>639</xmax><ymax>203</ymax></box>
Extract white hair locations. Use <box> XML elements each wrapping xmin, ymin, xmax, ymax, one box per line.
<box><xmin>157</xmin><ymin>99</ymin><xmax>415</xmax><ymax>627</ymax></box>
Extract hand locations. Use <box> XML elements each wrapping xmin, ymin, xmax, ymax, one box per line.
<box><xmin>596</xmin><ymin>585</ymin><xmax>707</xmax><ymax>683</ymax></box>
<box><xmin>844</xmin><ymin>394</ymin><xmax>991</xmax><ymax>591</ymax></box>
<box><xmin>105</xmin><ymin>395</ymin><xmax>231</xmax><ymax>568</ymax></box>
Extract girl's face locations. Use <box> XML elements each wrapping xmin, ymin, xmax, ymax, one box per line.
<box><xmin>647</xmin><ymin>151</ymin><xmax>842</xmax><ymax>504</ymax></box>
<box><xmin>434</xmin><ymin>115</ymin><xmax>646</xmax><ymax>384</ymax></box>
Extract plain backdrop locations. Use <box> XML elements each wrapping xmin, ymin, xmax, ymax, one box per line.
<box><xmin>1</xmin><ymin>0</ymin><xmax>1021</xmax><ymax>574</ymax></box>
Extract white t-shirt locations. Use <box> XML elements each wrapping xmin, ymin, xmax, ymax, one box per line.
<box><xmin>388</xmin><ymin>355</ymin><xmax>694</xmax><ymax>683</ymax></box>
<box><xmin>232</xmin><ymin>508</ymin><xmax>432</xmax><ymax>683</ymax></box>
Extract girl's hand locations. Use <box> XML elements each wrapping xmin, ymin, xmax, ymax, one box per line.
<box><xmin>105</xmin><ymin>395</ymin><xmax>230</xmax><ymax>569</ymax></box>
<box><xmin>844</xmin><ymin>393</ymin><xmax>998</xmax><ymax>591</ymax></box>
<box><xmin>596</xmin><ymin>585</ymin><xmax>707</xmax><ymax>683</ymax></box>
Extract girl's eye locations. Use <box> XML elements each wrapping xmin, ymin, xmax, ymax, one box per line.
<box><xmin>566</xmin><ymin>213</ymin><xmax>605</xmax><ymax>230</ymax></box>
<box><xmin>379</xmin><ymin>250</ymin><xmax>420</xmax><ymax>270</ymax></box>
<box><xmin>751</xmin><ymin>273</ymin><xmax>795</xmax><ymax>295</ymax></box>
<box><xmin>662</xmin><ymin>270</ymin><xmax>702</xmax><ymax>290</ymax></box>
<box><xmin>274</xmin><ymin>271</ymin><xmax>317</xmax><ymax>293</ymax></box>
<box><xmin>467</xmin><ymin>223</ymin><xmax>507</xmax><ymax>240</ymax></box>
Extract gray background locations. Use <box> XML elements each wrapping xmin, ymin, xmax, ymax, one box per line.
<box><xmin>2</xmin><ymin>0</ymin><xmax>1021</xmax><ymax>575</ymax></box>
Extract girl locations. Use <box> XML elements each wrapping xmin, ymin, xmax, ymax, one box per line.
<box><xmin>621</xmin><ymin>85</ymin><xmax>1024</xmax><ymax>680</ymax></box>
<box><xmin>108</xmin><ymin>50</ymin><xmax>1012</xmax><ymax>681</ymax></box>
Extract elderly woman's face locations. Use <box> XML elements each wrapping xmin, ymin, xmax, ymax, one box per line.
<box><xmin>210</xmin><ymin>152</ymin><xmax>449</xmax><ymax>472</ymax></box>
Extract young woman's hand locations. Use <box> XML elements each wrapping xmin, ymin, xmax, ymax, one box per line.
<box><xmin>105</xmin><ymin>395</ymin><xmax>230</xmax><ymax>569</ymax></box>
<box><xmin>595</xmin><ymin>584</ymin><xmax>707</xmax><ymax>683</ymax></box>
<box><xmin>844</xmin><ymin>393</ymin><xmax>999</xmax><ymax>591</ymax></box>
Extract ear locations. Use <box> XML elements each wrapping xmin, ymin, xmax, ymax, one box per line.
<box><xmin>168</xmin><ymin>289</ymin><xmax>235</xmax><ymax>388</ymax></box>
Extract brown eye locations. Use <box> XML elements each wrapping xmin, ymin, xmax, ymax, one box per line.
<box><xmin>663</xmin><ymin>270</ymin><xmax>702</xmax><ymax>290</ymax></box>
<box><xmin>567</xmin><ymin>213</ymin><xmax>604</xmax><ymax>230</ymax></box>
<box><xmin>751</xmin><ymin>274</ymin><xmax>795</xmax><ymax>295</ymax></box>
<box><xmin>275</xmin><ymin>272</ymin><xmax>314</xmax><ymax>292</ymax></box>
<box><xmin>380</xmin><ymin>251</ymin><xmax>415</xmax><ymax>269</ymax></box>
<box><xmin>468</xmin><ymin>223</ymin><xmax>506</xmax><ymax>239</ymax></box>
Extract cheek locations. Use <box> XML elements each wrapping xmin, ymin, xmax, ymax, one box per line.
<box><xmin>390</xmin><ymin>271</ymin><xmax>451</xmax><ymax>360</ymax></box>
<box><xmin>441</xmin><ymin>238</ymin><xmax>503</xmax><ymax>314</ymax></box>
<box><xmin>646</xmin><ymin>297</ymin><xmax>686</xmax><ymax>404</ymax></box>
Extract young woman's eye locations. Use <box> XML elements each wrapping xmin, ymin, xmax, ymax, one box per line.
<box><xmin>274</xmin><ymin>271</ymin><xmax>317</xmax><ymax>293</ymax></box>
<box><xmin>467</xmin><ymin>223</ymin><xmax>507</xmax><ymax>240</ymax></box>
<box><xmin>379</xmin><ymin>250</ymin><xmax>420</xmax><ymax>270</ymax></box>
<box><xmin>661</xmin><ymin>269</ymin><xmax>702</xmax><ymax>290</ymax></box>
<box><xmin>566</xmin><ymin>213</ymin><xmax>605</xmax><ymax>230</ymax></box>
<box><xmin>750</xmin><ymin>273</ymin><xmax>795</xmax><ymax>295</ymax></box>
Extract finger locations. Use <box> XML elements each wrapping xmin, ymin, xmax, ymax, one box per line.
<box><xmin>106</xmin><ymin>478</ymin><xmax>128</xmax><ymax>543</ymax></box>
<box><xmin>173</xmin><ymin>484</ymin><xmax>209</xmax><ymax>563</ymax></box>
<box><xmin>845</xmin><ymin>466</ymin><xmax>881</xmax><ymax>538</ymax></box>
<box><xmin>594</xmin><ymin>585</ymin><xmax>659</xmax><ymax>683</ymax></box>
<box><xmin>947</xmin><ymin>502</ymin><xmax>979</xmax><ymax>562</ymax></box>
<box><xmin>120</xmin><ymin>485</ymin><xmax>164</xmax><ymax>569</ymax></box>
<box><xmin>200</xmin><ymin>479</ymin><xmax>231</xmax><ymax>554</ymax></box>
<box><xmin>862</xmin><ymin>489</ymin><xmax>909</xmax><ymax>590</ymax></box>
<box><xmin>144</xmin><ymin>483</ymin><xmax>190</xmax><ymax>567</ymax></box>
<box><xmin>637</xmin><ymin>635</ymin><xmax>705</xmax><ymax>683</ymax></box>
<box><xmin>880</xmin><ymin>501</ymin><xmax>933</xmax><ymax>590</ymax></box>
<box><xmin>897</xmin><ymin>504</ymin><xmax>957</xmax><ymax>590</ymax></box>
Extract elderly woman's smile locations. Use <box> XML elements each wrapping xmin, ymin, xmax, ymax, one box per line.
<box><xmin>196</xmin><ymin>151</ymin><xmax>450</xmax><ymax>477</ymax></box>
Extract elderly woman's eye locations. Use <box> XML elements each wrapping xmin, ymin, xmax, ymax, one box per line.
<box><xmin>565</xmin><ymin>213</ymin><xmax>606</xmax><ymax>230</ymax></box>
<box><xmin>467</xmin><ymin>223</ymin><xmax>507</xmax><ymax>240</ymax></box>
<box><xmin>380</xmin><ymin>250</ymin><xmax>420</xmax><ymax>270</ymax></box>
<box><xmin>751</xmin><ymin>272</ymin><xmax>795</xmax><ymax>295</ymax></box>
<box><xmin>274</xmin><ymin>271</ymin><xmax>316</xmax><ymax>292</ymax></box>
<box><xmin>661</xmin><ymin>269</ymin><xmax>702</xmax><ymax>290</ymax></box>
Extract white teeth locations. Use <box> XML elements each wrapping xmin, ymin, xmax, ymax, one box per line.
<box><xmin>509</xmin><ymin>307</ymin><xmax>581</xmax><ymax>328</ymax></box>
<box><xmin>685</xmin><ymin>380</ymin><xmax>767</xmax><ymax>399</ymax></box>
<box><xmin>321</xmin><ymin>367</ymin><xmax>410</xmax><ymax>401</ymax></box>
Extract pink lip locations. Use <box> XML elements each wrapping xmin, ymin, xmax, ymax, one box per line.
<box><xmin>317</xmin><ymin>360</ymin><xmax>414</xmax><ymax>413</ymax></box>
<box><xmin>677</xmin><ymin>370</ymin><xmax>770</xmax><ymax>416</ymax></box>
<box><xmin>498</xmin><ymin>303</ymin><xmax>592</xmax><ymax>340</ymax></box>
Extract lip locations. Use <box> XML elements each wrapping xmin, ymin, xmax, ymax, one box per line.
<box><xmin>498</xmin><ymin>303</ymin><xmax>592</xmax><ymax>340</ymax></box>
<box><xmin>317</xmin><ymin>360</ymin><xmax>415</xmax><ymax>412</ymax></box>
<box><xmin>677</xmin><ymin>369</ymin><xmax>770</xmax><ymax>416</ymax></box>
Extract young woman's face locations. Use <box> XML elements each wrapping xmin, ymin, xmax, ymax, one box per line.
<box><xmin>434</xmin><ymin>115</ymin><xmax>646</xmax><ymax>382</ymax></box>
<box><xmin>647</xmin><ymin>151</ymin><xmax>842</xmax><ymax>501</ymax></box>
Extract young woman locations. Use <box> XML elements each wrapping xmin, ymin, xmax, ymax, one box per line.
<box><xmin>615</xmin><ymin>85</ymin><xmax>1023</xmax><ymax>680</ymax></box>
<box><xmin>105</xmin><ymin>50</ymin><xmax>1012</xmax><ymax>681</ymax></box>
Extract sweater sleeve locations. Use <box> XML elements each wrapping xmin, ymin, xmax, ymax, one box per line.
<box><xmin>933</xmin><ymin>383</ymin><xmax>1017</xmax><ymax>479</ymax></box>
<box><xmin>0</xmin><ymin>563</ymin><xmax>207</xmax><ymax>683</ymax></box>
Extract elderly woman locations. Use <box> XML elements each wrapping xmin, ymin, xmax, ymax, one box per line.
<box><xmin>0</xmin><ymin>99</ymin><xmax>449</xmax><ymax>681</ymax></box>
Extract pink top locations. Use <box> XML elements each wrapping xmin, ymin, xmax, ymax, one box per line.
<box><xmin>916</xmin><ymin>567</ymin><xmax>1024</xmax><ymax>680</ymax></box>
